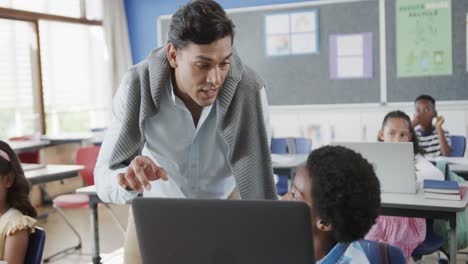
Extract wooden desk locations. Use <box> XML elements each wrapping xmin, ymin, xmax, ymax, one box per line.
<box><xmin>42</xmin><ymin>133</ymin><xmax>95</xmax><ymax>145</ymax></box>
<box><xmin>25</xmin><ymin>164</ymin><xmax>84</xmax><ymax>185</ymax></box>
<box><xmin>381</xmin><ymin>190</ymin><xmax>468</xmax><ymax>264</ymax></box>
<box><xmin>8</xmin><ymin>140</ymin><xmax>50</xmax><ymax>154</ymax></box>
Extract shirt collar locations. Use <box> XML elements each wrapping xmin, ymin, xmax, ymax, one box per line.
<box><xmin>316</xmin><ymin>242</ymin><xmax>348</xmax><ymax>264</ymax></box>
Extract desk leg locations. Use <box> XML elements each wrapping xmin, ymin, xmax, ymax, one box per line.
<box><xmin>90</xmin><ymin>201</ymin><xmax>101</xmax><ymax>264</ymax></box>
<box><xmin>449</xmin><ymin>214</ymin><xmax>457</xmax><ymax>264</ymax></box>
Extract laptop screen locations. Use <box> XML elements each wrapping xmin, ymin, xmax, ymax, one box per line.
<box><xmin>132</xmin><ymin>198</ymin><xmax>314</xmax><ymax>264</ymax></box>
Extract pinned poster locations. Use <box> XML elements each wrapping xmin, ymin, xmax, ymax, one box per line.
<box><xmin>396</xmin><ymin>0</ymin><xmax>452</xmax><ymax>77</ymax></box>
<box><xmin>265</xmin><ymin>14</ymin><xmax>290</xmax><ymax>56</ymax></box>
<box><xmin>329</xmin><ymin>33</ymin><xmax>373</xmax><ymax>79</ymax></box>
<box><xmin>265</xmin><ymin>10</ymin><xmax>318</xmax><ymax>56</ymax></box>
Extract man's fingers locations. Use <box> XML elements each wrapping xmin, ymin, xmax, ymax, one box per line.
<box><xmin>120</xmin><ymin>155</ymin><xmax>169</xmax><ymax>193</ymax></box>
<box><xmin>125</xmin><ymin>168</ymin><xmax>143</xmax><ymax>192</ymax></box>
<box><xmin>117</xmin><ymin>173</ymin><xmax>128</xmax><ymax>189</ymax></box>
<box><xmin>154</xmin><ymin>165</ymin><xmax>168</xmax><ymax>181</ymax></box>
<box><xmin>132</xmin><ymin>157</ymin><xmax>151</xmax><ymax>192</ymax></box>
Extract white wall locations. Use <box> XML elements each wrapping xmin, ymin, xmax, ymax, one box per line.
<box><xmin>269</xmin><ymin>101</ymin><xmax>468</xmax><ymax>157</ymax></box>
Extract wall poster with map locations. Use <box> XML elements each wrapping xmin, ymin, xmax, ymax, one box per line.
<box><xmin>396</xmin><ymin>0</ymin><xmax>452</xmax><ymax>78</ymax></box>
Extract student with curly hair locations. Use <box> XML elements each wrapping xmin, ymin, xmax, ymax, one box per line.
<box><xmin>0</xmin><ymin>140</ymin><xmax>37</xmax><ymax>264</ymax></box>
<box><xmin>283</xmin><ymin>145</ymin><xmax>381</xmax><ymax>263</ymax></box>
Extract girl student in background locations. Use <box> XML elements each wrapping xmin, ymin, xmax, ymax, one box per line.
<box><xmin>365</xmin><ymin>110</ymin><xmax>444</xmax><ymax>261</ymax></box>
<box><xmin>0</xmin><ymin>140</ymin><xmax>37</xmax><ymax>264</ymax></box>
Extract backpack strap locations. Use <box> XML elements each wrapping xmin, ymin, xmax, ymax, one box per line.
<box><xmin>378</xmin><ymin>242</ymin><xmax>389</xmax><ymax>264</ymax></box>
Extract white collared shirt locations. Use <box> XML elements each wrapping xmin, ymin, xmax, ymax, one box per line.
<box><xmin>95</xmin><ymin>76</ymin><xmax>271</xmax><ymax>204</ymax></box>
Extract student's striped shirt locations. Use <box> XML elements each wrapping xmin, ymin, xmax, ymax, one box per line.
<box><xmin>416</xmin><ymin>128</ymin><xmax>451</xmax><ymax>158</ymax></box>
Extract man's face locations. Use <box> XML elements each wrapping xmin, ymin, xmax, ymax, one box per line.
<box><xmin>414</xmin><ymin>99</ymin><xmax>436</xmax><ymax>128</ymax></box>
<box><xmin>168</xmin><ymin>36</ymin><xmax>233</xmax><ymax>107</ymax></box>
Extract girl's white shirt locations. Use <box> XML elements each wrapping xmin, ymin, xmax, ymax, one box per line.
<box><xmin>415</xmin><ymin>153</ymin><xmax>445</xmax><ymax>182</ymax></box>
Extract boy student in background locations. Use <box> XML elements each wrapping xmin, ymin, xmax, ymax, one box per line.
<box><xmin>412</xmin><ymin>94</ymin><xmax>452</xmax><ymax>158</ymax></box>
<box><xmin>283</xmin><ymin>146</ymin><xmax>381</xmax><ymax>263</ymax></box>
<box><xmin>0</xmin><ymin>140</ymin><xmax>37</xmax><ymax>264</ymax></box>
<box><xmin>365</xmin><ymin>110</ymin><xmax>445</xmax><ymax>261</ymax></box>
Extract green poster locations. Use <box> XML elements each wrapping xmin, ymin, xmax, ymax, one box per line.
<box><xmin>396</xmin><ymin>0</ymin><xmax>452</xmax><ymax>77</ymax></box>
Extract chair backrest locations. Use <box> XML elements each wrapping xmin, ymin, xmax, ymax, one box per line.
<box><xmin>358</xmin><ymin>240</ymin><xmax>406</xmax><ymax>264</ymax></box>
<box><xmin>295</xmin><ymin>138</ymin><xmax>312</xmax><ymax>154</ymax></box>
<box><xmin>76</xmin><ymin>146</ymin><xmax>101</xmax><ymax>186</ymax></box>
<box><xmin>9</xmin><ymin>136</ymin><xmax>41</xmax><ymax>164</ymax></box>
<box><xmin>271</xmin><ymin>138</ymin><xmax>289</xmax><ymax>154</ymax></box>
<box><xmin>411</xmin><ymin>218</ymin><xmax>445</xmax><ymax>257</ymax></box>
<box><xmin>450</xmin><ymin>135</ymin><xmax>466</xmax><ymax>157</ymax></box>
<box><xmin>25</xmin><ymin>227</ymin><xmax>46</xmax><ymax>264</ymax></box>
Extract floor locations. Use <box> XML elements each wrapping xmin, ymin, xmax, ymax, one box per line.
<box><xmin>38</xmin><ymin>204</ymin><xmax>468</xmax><ymax>264</ymax></box>
<box><xmin>38</xmin><ymin>204</ymin><xmax>128</xmax><ymax>264</ymax></box>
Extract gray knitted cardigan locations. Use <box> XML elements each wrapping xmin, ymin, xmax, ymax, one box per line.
<box><xmin>109</xmin><ymin>46</ymin><xmax>277</xmax><ymax>200</ymax></box>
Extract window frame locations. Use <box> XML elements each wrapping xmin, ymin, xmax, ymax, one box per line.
<box><xmin>0</xmin><ymin>5</ymin><xmax>102</xmax><ymax>134</ymax></box>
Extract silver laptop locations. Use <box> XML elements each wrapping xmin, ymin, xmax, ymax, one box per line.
<box><xmin>334</xmin><ymin>142</ymin><xmax>416</xmax><ymax>194</ymax></box>
<box><xmin>132</xmin><ymin>198</ymin><xmax>314</xmax><ymax>264</ymax></box>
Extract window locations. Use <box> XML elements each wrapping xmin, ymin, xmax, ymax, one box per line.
<box><xmin>0</xmin><ymin>19</ymin><xmax>40</xmax><ymax>139</ymax></box>
<box><xmin>85</xmin><ymin>0</ymin><xmax>102</xmax><ymax>20</ymax></box>
<box><xmin>265</xmin><ymin>10</ymin><xmax>319</xmax><ymax>57</ymax></box>
<box><xmin>0</xmin><ymin>0</ymin><xmax>82</xmax><ymax>18</ymax></box>
<box><xmin>0</xmin><ymin>0</ymin><xmax>109</xmax><ymax>138</ymax></box>
<box><xmin>40</xmin><ymin>21</ymin><xmax>111</xmax><ymax>134</ymax></box>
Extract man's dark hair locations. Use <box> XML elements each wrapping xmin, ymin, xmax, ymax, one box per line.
<box><xmin>415</xmin><ymin>94</ymin><xmax>436</xmax><ymax>107</ymax></box>
<box><xmin>307</xmin><ymin>145</ymin><xmax>381</xmax><ymax>243</ymax></box>
<box><xmin>378</xmin><ymin>110</ymin><xmax>425</xmax><ymax>155</ymax></box>
<box><xmin>169</xmin><ymin>0</ymin><xmax>235</xmax><ymax>49</ymax></box>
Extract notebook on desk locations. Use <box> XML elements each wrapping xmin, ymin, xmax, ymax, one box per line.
<box><xmin>132</xmin><ymin>198</ymin><xmax>314</xmax><ymax>264</ymax></box>
<box><xmin>334</xmin><ymin>142</ymin><xmax>417</xmax><ymax>194</ymax></box>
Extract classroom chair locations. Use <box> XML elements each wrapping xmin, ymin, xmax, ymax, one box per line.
<box><xmin>411</xmin><ymin>219</ymin><xmax>447</xmax><ymax>263</ymax></box>
<box><xmin>9</xmin><ymin>135</ymin><xmax>41</xmax><ymax>164</ymax></box>
<box><xmin>450</xmin><ymin>135</ymin><xmax>466</xmax><ymax>157</ymax></box>
<box><xmin>271</xmin><ymin>138</ymin><xmax>292</xmax><ymax>195</ymax></box>
<box><xmin>295</xmin><ymin>137</ymin><xmax>312</xmax><ymax>154</ymax></box>
<box><xmin>358</xmin><ymin>240</ymin><xmax>406</xmax><ymax>263</ymax></box>
<box><xmin>44</xmin><ymin>146</ymin><xmax>124</xmax><ymax>262</ymax></box>
<box><xmin>271</xmin><ymin>138</ymin><xmax>290</xmax><ymax>154</ymax></box>
<box><xmin>25</xmin><ymin>227</ymin><xmax>46</xmax><ymax>264</ymax></box>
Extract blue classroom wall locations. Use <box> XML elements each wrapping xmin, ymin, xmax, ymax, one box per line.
<box><xmin>124</xmin><ymin>0</ymin><xmax>314</xmax><ymax>64</ymax></box>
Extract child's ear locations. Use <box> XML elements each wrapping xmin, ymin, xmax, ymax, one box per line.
<box><xmin>4</xmin><ymin>173</ymin><xmax>14</xmax><ymax>188</ymax></box>
<box><xmin>315</xmin><ymin>218</ymin><xmax>333</xmax><ymax>232</ymax></box>
<box><xmin>378</xmin><ymin>129</ymin><xmax>384</xmax><ymax>141</ymax></box>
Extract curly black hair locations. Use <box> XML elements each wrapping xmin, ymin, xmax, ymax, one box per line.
<box><xmin>307</xmin><ymin>145</ymin><xmax>380</xmax><ymax>243</ymax></box>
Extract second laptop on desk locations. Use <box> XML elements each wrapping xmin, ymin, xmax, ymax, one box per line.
<box><xmin>335</xmin><ymin>142</ymin><xmax>417</xmax><ymax>194</ymax></box>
